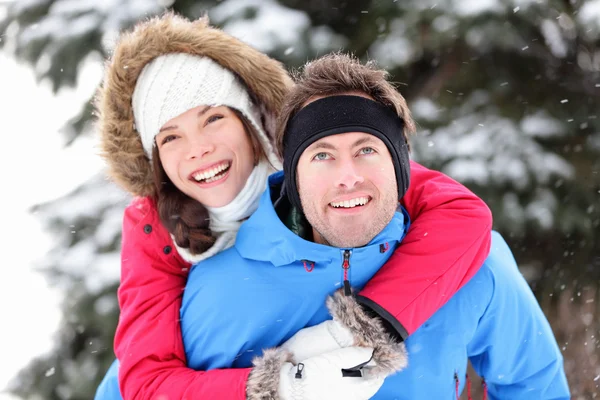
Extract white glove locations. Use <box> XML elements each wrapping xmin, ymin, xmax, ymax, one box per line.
<box><xmin>281</xmin><ymin>320</ymin><xmax>354</xmax><ymax>363</ymax></box>
<box><xmin>246</xmin><ymin>290</ymin><xmax>408</xmax><ymax>400</ymax></box>
<box><xmin>279</xmin><ymin>347</ymin><xmax>383</xmax><ymax>400</ymax></box>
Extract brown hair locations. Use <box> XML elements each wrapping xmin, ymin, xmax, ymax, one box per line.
<box><xmin>275</xmin><ymin>52</ymin><xmax>416</xmax><ymax>158</ymax></box>
<box><xmin>153</xmin><ymin>109</ymin><xmax>266</xmax><ymax>255</ymax></box>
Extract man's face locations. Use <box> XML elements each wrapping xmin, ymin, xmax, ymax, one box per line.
<box><xmin>297</xmin><ymin>131</ymin><xmax>398</xmax><ymax>248</ymax></box>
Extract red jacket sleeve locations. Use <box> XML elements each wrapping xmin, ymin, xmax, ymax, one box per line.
<box><xmin>356</xmin><ymin>161</ymin><xmax>492</xmax><ymax>338</ymax></box>
<box><xmin>114</xmin><ymin>197</ymin><xmax>250</xmax><ymax>400</ymax></box>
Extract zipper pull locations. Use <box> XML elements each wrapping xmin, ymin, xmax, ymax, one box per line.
<box><xmin>295</xmin><ymin>363</ymin><xmax>305</xmax><ymax>379</ymax></box>
<box><xmin>342</xmin><ymin>250</ymin><xmax>351</xmax><ymax>296</ymax></box>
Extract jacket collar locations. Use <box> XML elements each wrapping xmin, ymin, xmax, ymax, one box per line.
<box><xmin>235</xmin><ymin>171</ymin><xmax>409</xmax><ymax>267</ymax></box>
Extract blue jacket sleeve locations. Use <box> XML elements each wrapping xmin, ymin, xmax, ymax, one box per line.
<box><xmin>467</xmin><ymin>232</ymin><xmax>570</xmax><ymax>399</ymax></box>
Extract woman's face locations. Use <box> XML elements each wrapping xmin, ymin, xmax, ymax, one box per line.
<box><xmin>156</xmin><ymin>105</ymin><xmax>255</xmax><ymax>207</ymax></box>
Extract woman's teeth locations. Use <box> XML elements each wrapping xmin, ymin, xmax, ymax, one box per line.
<box><xmin>330</xmin><ymin>197</ymin><xmax>370</xmax><ymax>208</ymax></box>
<box><xmin>193</xmin><ymin>162</ymin><xmax>230</xmax><ymax>182</ymax></box>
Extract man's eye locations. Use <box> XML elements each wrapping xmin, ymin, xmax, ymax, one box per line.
<box><xmin>360</xmin><ymin>147</ymin><xmax>376</xmax><ymax>155</ymax></box>
<box><xmin>313</xmin><ymin>152</ymin><xmax>330</xmax><ymax>161</ymax></box>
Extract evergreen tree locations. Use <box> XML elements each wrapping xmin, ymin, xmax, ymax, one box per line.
<box><xmin>1</xmin><ymin>0</ymin><xmax>598</xmax><ymax>397</ymax></box>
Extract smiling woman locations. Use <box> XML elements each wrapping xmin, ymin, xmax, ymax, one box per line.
<box><xmin>117</xmin><ymin>50</ymin><xmax>283</xmax><ymax>258</ymax></box>
<box><xmin>92</xmin><ymin>13</ymin><xmax>294</xmax><ymax>399</ymax></box>
<box><xmin>154</xmin><ymin>105</ymin><xmax>262</xmax><ymax>208</ymax></box>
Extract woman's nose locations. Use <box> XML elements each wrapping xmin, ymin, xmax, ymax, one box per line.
<box><xmin>186</xmin><ymin>135</ymin><xmax>215</xmax><ymax>160</ymax></box>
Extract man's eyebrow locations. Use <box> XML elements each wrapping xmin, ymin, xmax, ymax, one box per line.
<box><xmin>306</xmin><ymin>136</ymin><xmax>380</xmax><ymax>152</ymax></box>
<box><xmin>159</xmin><ymin>106</ymin><xmax>212</xmax><ymax>132</ymax></box>
<box><xmin>307</xmin><ymin>141</ymin><xmax>337</xmax><ymax>151</ymax></box>
<box><xmin>351</xmin><ymin>136</ymin><xmax>378</xmax><ymax>148</ymax></box>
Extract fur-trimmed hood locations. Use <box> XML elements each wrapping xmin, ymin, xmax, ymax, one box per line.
<box><xmin>96</xmin><ymin>12</ymin><xmax>292</xmax><ymax>197</ymax></box>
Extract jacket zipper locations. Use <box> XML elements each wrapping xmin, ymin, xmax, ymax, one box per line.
<box><xmin>342</xmin><ymin>250</ymin><xmax>352</xmax><ymax>296</ymax></box>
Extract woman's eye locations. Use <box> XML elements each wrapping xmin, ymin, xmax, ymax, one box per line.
<box><xmin>313</xmin><ymin>152</ymin><xmax>331</xmax><ymax>161</ymax></box>
<box><xmin>160</xmin><ymin>135</ymin><xmax>177</xmax><ymax>145</ymax></box>
<box><xmin>206</xmin><ymin>114</ymin><xmax>223</xmax><ymax>124</ymax></box>
<box><xmin>360</xmin><ymin>147</ymin><xmax>376</xmax><ymax>155</ymax></box>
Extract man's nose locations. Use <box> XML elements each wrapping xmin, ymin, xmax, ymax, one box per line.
<box><xmin>334</xmin><ymin>160</ymin><xmax>365</xmax><ymax>189</ymax></box>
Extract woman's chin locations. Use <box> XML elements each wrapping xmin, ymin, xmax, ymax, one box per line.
<box><xmin>190</xmin><ymin>187</ymin><xmax>238</xmax><ymax>209</ymax></box>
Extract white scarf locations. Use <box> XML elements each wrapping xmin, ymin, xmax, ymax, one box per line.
<box><xmin>174</xmin><ymin>159</ymin><xmax>273</xmax><ymax>264</ymax></box>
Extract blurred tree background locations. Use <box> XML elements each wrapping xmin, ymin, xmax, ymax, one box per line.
<box><xmin>1</xmin><ymin>0</ymin><xmax>598</xmax><ymax>398</ymax></box>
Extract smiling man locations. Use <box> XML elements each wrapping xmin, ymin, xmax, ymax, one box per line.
<box><xmin>172</xmin><ymin>52</ymin><xmax>570</xmax><ymax>399</ymax></box>
<box><xmin>260</xmin><ymin>53</ymin><xmax>569</xmax><ymax>399</ymax></box>
<box><xmin>290</xmin><ymin>95</ymin><xmax>402</xmax><ymax>249</ymax></box>
<box><xmin>299</xmin><ymin>130</ymin><xmax>398</xmax><ymax>248</ymax></box>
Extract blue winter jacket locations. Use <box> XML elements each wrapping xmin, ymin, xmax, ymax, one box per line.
<box><xmin>180</xmin><ymin>172</ymin><xmax>569</xmax><ymax>399</ymax></box>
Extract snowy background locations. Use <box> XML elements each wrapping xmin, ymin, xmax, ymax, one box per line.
<box><xmin>0</xmin><ymin>58</ymin><xmax>77</xmax><ymax>398</ymax></box>
<box><xmin>0</xmin><ymin>53</ymin><xmax>106</xmax><ymax>399</ymax></box>
<box><xmin>0</xmin><ymin>0</ymin><xmax>599</xmax><ymax>398</ymax></box>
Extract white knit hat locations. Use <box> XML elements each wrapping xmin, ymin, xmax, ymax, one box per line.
<box><xmin>132</xmin><ymin>53</ymin><xmax>278</xmax><ymax>166</ymax></box>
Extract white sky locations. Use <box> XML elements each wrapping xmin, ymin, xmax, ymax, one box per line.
<box><xmin>0</xmin><ymin>53</ymin><xmax>103</xmax><ymax>399</ymax></box>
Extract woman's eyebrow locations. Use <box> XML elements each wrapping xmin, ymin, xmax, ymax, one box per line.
<box><xmin>159</xmin><ymin>106</ymin><xmax>213</xmax><ymax>132</ymax></box>
<box><xmin>159</xmin><ymin>125</ymin><xmax>177</xmax><ymax>133</ymax></box>
<box><xmin>196</xmin><ymin>105</ymin><xmax>212</xmax><ymax>118</ymax></box>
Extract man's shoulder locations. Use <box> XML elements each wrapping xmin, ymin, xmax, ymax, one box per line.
<box><xmin>453</xmin><ymin>232</ymin><xmax>519</xmax><ymax>304</ymax></box>
<box><xmin>473</xmin><ymin>231</ymin><xmax>541</xmax><ymax>315</ymax></box>
<box><xmin>481</xmin><ymin>231</ymin><xmax>524</xmax><ymax>284</ymax></box>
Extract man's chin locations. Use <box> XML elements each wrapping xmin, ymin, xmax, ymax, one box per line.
<box><xmin>320</xmin><ymin>231</ymin><xmax>370</xmax><ymax>249</ymax></box>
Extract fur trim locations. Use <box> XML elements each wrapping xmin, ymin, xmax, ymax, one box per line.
<box><xmin>327</xmin><ymin>289</ymin><xmax>408</xmax><ymax>378</ymax></box>
<box><xmin>96</xmin><ymin>12</ymin><xmax>291</xmax><ymax>197</ymax></box>
<box><xmin>247</xmin><ymin>348</ymin><xmax>293</xmax><ymax>400</ymax></box>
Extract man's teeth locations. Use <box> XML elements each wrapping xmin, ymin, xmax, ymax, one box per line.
<box><xmin>193</xmin><ymin>163</ymin><xmax>230</xmax><ymax>182</ymax></box>
<box><xmin>330</xmin><ymin>197</ymin><xmax>370</xmax><ymax>208</ymax></box>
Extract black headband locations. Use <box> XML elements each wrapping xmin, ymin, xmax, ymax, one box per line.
<box><xmin>283</xmin><ymin>95</ymin><xmax>410</xmax><ymax>212</ymax></box>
